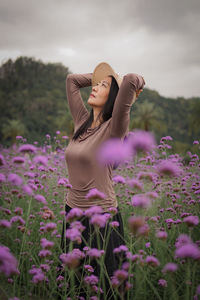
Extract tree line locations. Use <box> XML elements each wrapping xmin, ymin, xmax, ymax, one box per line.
<box><xmin>0</xmin><ymin>56</ymin><xmax>199</xmax><ymax>153</ymax></box>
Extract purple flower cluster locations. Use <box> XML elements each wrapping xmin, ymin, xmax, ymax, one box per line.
<box><xmin>175</xmin><ymin>234</ymin><xmax>200</xmax><ymax>260</ymax></box>
<box><xmin>0</xmin><ymin>245</ymin><xmax>20</xmax><ymax>277</ymax></box>
<box><xmin>131</xmin><ymin>194</ymin><xmax>152</xmax><ymax>208</ymax></box>
<box><xmin>60</xmin><ymin>248</ymin><xmax>85</xmax><ymax>269</ymax></box>
<box><xmin>18</xmin><ymin>144</ymin><xmax>37</xmax><ymax>153</ymax></box>
<box><xmin>90</xmin><ymin>213</ymin><xmax>111</xmax><ymax>228</ymax></box>
<box><xmin>85</xmin><ymin>188</ymin><xmax>106</xmax><ymax>200</ymax></box>
<box><xmin>126</xmin><ymin>130</ymin><xmax>156</xmax><ymax>154</ymax></box>
<box><xmin>156</xmin><ymin>159</ymin><xmax>182</xmax><ymax>177</ymax></box>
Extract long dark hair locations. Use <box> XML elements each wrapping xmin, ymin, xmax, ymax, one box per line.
<box><xmin>72</xmin><ymin>75</ymin><xmax>119</xmax><ymax>141</ymax></box>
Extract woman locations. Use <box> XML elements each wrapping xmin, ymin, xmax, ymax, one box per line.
<box><xmin>59</xmin><ymin>62</ymin><xmax>145</xmax><ymax>299</ymax></box>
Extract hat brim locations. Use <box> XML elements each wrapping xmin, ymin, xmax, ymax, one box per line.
<box><xmin>92</xmin><ymin>62</ymin><xmax>123</xmax><ymax>88</ymax></box>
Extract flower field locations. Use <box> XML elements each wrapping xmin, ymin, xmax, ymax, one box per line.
<box><xmin>0</xmin><ymin>131</ymin><xmax>200</xmax><ymax>300</ymax></box>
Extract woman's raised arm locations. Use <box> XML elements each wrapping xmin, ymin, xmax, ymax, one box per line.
<box><xmin>110</xmin><ymin>73</ymin><xmax>145</xmax><ymax>139</ymax></box>
<box><xmin>66</xmin><ymin>73</ymin><xmax>92</xmax><ymax>127</ymax></box>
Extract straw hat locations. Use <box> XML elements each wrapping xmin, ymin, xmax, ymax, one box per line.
<box><xmin>92</xmin><ymin>62</ymin><xmax>123</xmax><ymax>88</ymax></box>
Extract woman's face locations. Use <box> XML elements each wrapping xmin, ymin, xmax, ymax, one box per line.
<box><xmin>88</xmin><ymin>76</ymin><xmax>112</xmax><ymax>108</ymax></box>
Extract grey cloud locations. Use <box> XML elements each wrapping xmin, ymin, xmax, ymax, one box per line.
<box><xmin>0</xmin><ymin>0</ymin><xmax>200</xmax><ymax>97</ymax></box>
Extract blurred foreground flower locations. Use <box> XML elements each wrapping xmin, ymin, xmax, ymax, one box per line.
<box><xmin>7</xmin><ymin>174</ymin><xmax>23</xmax><ymax>186</ymax></box>
<box><xmin>33</xmin><ymin>155</ymin><xmax>48</xmax><ymax>166</ymax></box>
<box><xmin>156</xmin><ymin>159</ymin><xmax>182</xmax><ymax>177</ymax></box>
<box><xmin>60</xmin><ymin>249</ymin><xmax>85</xmax><ymax>269</ymax></box>
<box><xmin>86</xmin><ymin>188</ymin><xmax>106</xmax><ymax>200</ymax></box>
<box><xmin>128</xmin><ymin>216</ymin><xmax>146</xmax><ymax>234</ymax></box>
<box><xmin>96</xmin><ymin>137</ymin><xmax>132</xmax><ymax>166</ymax></box>
<box><xmin>18</xmin><ymin>144</ymin><xmax>37</xmax><ymax>153</ymax></box>
<box><xmin>126</xmin><ymin>130</ymin><xmax>156</xmax><ymax>154</ymax></box>
<box><xmin>0</xmin><ymin>245</ymin><xmax>20</xmax><ymax>277</ymax></box>
<box><xmin>162</xmin><ymin>263</ymin><xmax>178</xmax><ymax>273</ymax></box>
<box><xmin>131</xmin><ymin>194</ymin><xmax>152</xmax><ymax>208</ymax></box>
<box><xmin>175</xmin><ymin>243</ymin><xmax>200</xmax><ymax>260</ymax></box>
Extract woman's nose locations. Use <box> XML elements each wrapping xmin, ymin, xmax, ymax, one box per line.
<box><xmin>92</xmin><ymin>85</ymin><xmax>98</xmax><ymax>92</ymax></box>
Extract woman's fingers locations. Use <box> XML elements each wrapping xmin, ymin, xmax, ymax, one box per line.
<box><xmin>136</xmin><ymin>88</ymin><xmax>143</xmax><ymax>98</ymax></box>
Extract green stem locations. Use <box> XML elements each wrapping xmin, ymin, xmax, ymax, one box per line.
<box><xmin>14</xmin><ymin>195</ymin><xmax>33</xmax><ymax>296</ymax></box>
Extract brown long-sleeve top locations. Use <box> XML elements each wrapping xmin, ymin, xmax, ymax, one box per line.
<box><xmin>64</xmin><ymin>72</ymin><xmax>145</xmax><ymax>212</ymax></box>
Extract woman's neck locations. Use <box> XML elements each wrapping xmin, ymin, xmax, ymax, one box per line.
<box><xmin>91</xmin><ymin>109</ymin><xmax>103</xmax><ymax>128</ymax></box>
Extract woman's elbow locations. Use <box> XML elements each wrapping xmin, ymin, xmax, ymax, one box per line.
<box><xmin>123</xmin><ymin>73</ymin><xmax>145</xmax><ymax>90</ymax></box>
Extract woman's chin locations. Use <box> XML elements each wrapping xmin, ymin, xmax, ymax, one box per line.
<box><xmin>87</xmin><ymin>99</ymin><xmax>94</xmax><ymax>106</ymax></box>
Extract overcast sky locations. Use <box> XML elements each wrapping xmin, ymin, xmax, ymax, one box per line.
<box><xmin>0</xmin><ymin>0</ymin><xmax>200</xmax><ymax>98</ymax></box>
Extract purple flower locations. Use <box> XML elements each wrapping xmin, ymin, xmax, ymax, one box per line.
<box><xmin>40</xmin><ymin>264</ymin><xmax>50</xmax><ymax>272</ymax></box>
<box><xmin>38</xmin><ymin>249</ymin><xmax>52</xmax><ymax>257</ymax></box>
<box><xmin>175</xmin><ymin>234</ymin><xmax>192</xmax><ymax>249</ymax></box>
<box><xmin>70</xmin><ymin>221</ymin><xmax>85</xmax><ymax>233</ymax></box>
<box><xmin>156</xmin><ymin>160</ymin><xmax>182</xmax><ymax>177</ymax></box>
<box><xmin>84</xmin><ymin>264</ymin><xmax>94</xmax><ymax>273</ymax></box>
<box><xmin>14</xmin><ymin>207</ymin><xmax>23</xmax><ymax>215</ymax></box>
<box><xmin>128</xmin><ymin>216</ymin><xmax>146</xmax><ymax>234</ymax></box>
<box><xmin>16</xmin><ymin>135</ymin><xmax>23</xmax><ymax>140</ymax></box>
<box><xmin>110</xmin><ymin>221</ymin><xmax>119</xmax><ymax>228</ymax></box>
<box><xmin>60</xmin><ymin>249</ymin><xmax>85</xmax><ymax>269</ymax></box>
<box><xmin>86</xmin><ymin>248</ymin><xmax>104</xmax><ymax>258</ymax></box>
<box><xmin>193</xmin><ymin>140</ymin><xmax>199</xmax><ymax>145</ymax></box>
<box><xmin>196</xmin><ymin>285</ymin><xmax>200</xmax><ymax>295</ymax></box>
<box><xmin>0</xmin><ymin>173</ymin><xmax>6</xmax><ymax>183</ymax></box>
<box><xmin>56</xmin><ymin>131</ymin><xmax>60</xmax><ymax>135</ymax></box>
<box><xmin>0</xmin><ymin>245</ymin><xmax>20</xmax><ymax>277</ymax></box>
<box><xmin>90</xmin><ymin>213</ymin><xmax>111</xmax><ymax>227</ymax></box>
<box><xmin>112</xmin><ymin>175</ymin><xmax>126</xmax><ymax>184</ymax></box>
<box><xmin>175</xmin><ymin>243</ymin><xmax>200</xmax><ymax>259</ymax></box>
<box><xmin>34</xmin><ymin>194</ymin><xmax>47</xmax><ymax>204</ymax></box>
<box><xmin>33</xmin><ymin>155</ymin><xmax>48</xmax><ymax>166</ymax></box>
<box><xmin>85</xmin><ymin>188</ymin><xmax>106</xmax><ymax>200</ymax></box>
<box><xmin>126</xmin><ymin>130</ymin><xmax>156</xmax><ymax>153</ymax></box>
<box><xmin>10</xmin><ymin>216</ymin><xmax>25</xmax><ymax>225</ymax></box>
<box><xmin>65</xmin><ymin>228</ymin><xmax>82</xmax><ymax>244</ymax></box>
<box><xmin>29</xmin><ymin>267</ymin><xmax>46</xmax><ymax>284</ymax></box>
<box><xmin>162</xmin><ymin>263</ymin><xmax>178</xmax><ymax>273</ymax></box>
<box><xmin>43</xmin><ymin>222</ymin><xmax>57</xmax><ymax>232</ymax></box>
<box><xmin>127</xmin><ymin>178</ymin><xmax>143</xmax><ymax>190</ymax></box>
<box><xmin>0</xmin><ymin>220</ymin><xmax>11</xmax><ymax>228</ymax></box>
<box><xmin>156</xmin><ymin>231</ymin><xmax>168</xmax><ymax>240</ymax></box>
<box><xmin>113</xmin><ymin>269</ymin><xmax>128</xmax><ymax>281</ymax></box>
<box><xmin>158</xmin><ymin>279</ymin><xmax>167</xmax><ymax>287</ymax></box>
<box><xmin>66</xmin><ymin>208</ymin><xmax>84</xmax><ymax>222</ymax></box>
<box><xmin>84</xmin><ymin>275</ymin><xmax>99</xmax><ymax>285</ymax></box>
<box><xmin>145</xmin><ymin>256</ymin><xmax>160</xmax><ymax>267</ymax></box>
<box><xmin>40</xmin><ymin>238</ymin><xmax>54</xmax><ymax>249</ymax></box>
<box><xmin>0</xmin><ymin>154</ymin><xmax>5</xmax><ymax>166</ymax></box>
<box><xmin>57</xmin><ymin>177</ymin><xmax>69</xmax><ymax>186</ymax></box>
<box><xmin>113</xmin><ymin>245</ymin><xmax>128</xmax><ymax>253</ymax></box>
<box><xmin>131</xmin><ymin>194</ymin><xmax>151</xmax><ymax>208</ymax></box>
<box><xmin>96</xmin><ymin>137</ymin><xmax>132</xmax><ymax>166</ymax></box>
<box><xmin>84</xmin><ymin>206</ymin><xmax>103</xmax><ymax>217</ymax></box>
<box><xmin>12</xmin><ymin>156</ymin><xmax>25</xmax><ymax>164</ymax></box>
<box><xmin>7</xmin><ymin>173</ymin><xmax>23</xmax><ymax>186</ymax></box>
<box><xmin>18</xmin><ymin>144</ymin><xmax>37</xmax><ymax>153</ymax></box>
<box><xmin>183</xmin><ymin>216</ymin><xmax>199</xmax><ymax>227</ymax></box>
<box><xmin>145</xmin><ymin>242</ymin><xmax>151</xmax><ymax>248</ymax></box>
<box><xmin>22</xmin><ymin>184</ymin><xmax>34</xmax><ymax>196</ymax></box>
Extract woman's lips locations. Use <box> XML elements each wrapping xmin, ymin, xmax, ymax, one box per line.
<box><xmin>90</xmin><ymin>94</ymin><xmax>95</xmax><ymax>98</ymax></box>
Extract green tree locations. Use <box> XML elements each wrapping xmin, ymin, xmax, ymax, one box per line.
<box><xmin>130</xmin><ymin>99</ymin><xmax>167</xmax><ymax>134</ymax></box>
<box><xmin>2</xmin><ymin>119</ymin><xmax>27</xmax><ymax>144</ymax></box>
